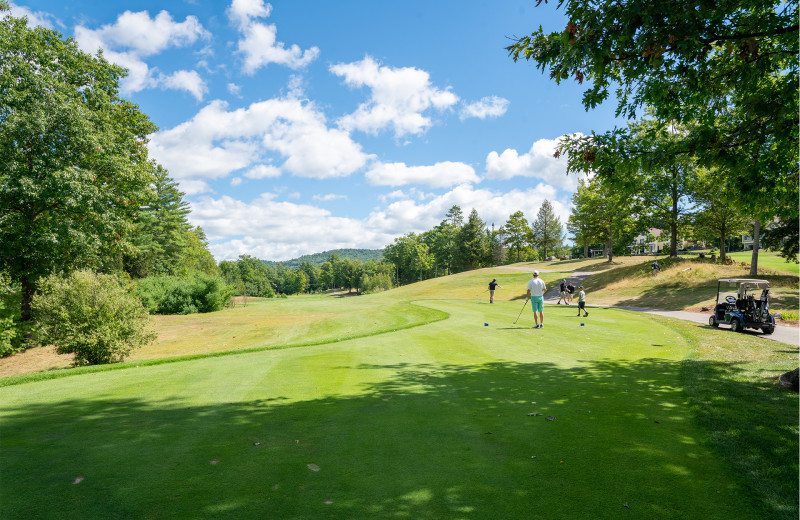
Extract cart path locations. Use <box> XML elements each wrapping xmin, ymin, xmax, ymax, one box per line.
<box><xmin>500</xmin><ymin>267</ymin><xmax>799</xmax><ymax>347</ymax></box>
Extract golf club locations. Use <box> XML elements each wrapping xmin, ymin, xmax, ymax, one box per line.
<box><xmin>513</xmin><ymin>298</ymin><xmax>528</xmax><ymax>324</ymax></box>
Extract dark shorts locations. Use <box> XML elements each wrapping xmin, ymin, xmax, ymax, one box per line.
<box><xmin>578</xmin><ymin>301</ymin><xmax>586</xmax><ymax>309</ymax></box>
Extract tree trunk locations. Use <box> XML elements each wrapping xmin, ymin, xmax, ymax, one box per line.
<box><xmin>583</xmin><ymin>241</ymin><xmax>588</xmax><ymax>258</ymax></box>
<box><xmin>670</xmin><ymin>176</ymin><xmax>679</xmax><ymax>257</ymax></box>
<box><xmin>719</xmin><ymin>222</ymin><xmax>727</xmax><ymax>263</ymax></box>
<box><xmin>20</xmin><ymin>274</ymin><xmax>33</xmax><ymax>323</ymax></box>
<box><xmin>750</xmin><ymin>220</ymin><xmax>760</xmax><ymax>276</ymax></box>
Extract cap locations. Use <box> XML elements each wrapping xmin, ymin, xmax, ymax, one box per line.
<box><xmin>533</xmin><ymin>270</ymin><xmax>539</xmax><ymax>276</ymax></box>
<box><xmin>579</xmin><ymin>285</ymin><xmax>584</xmax><ymax>289</ymax></box>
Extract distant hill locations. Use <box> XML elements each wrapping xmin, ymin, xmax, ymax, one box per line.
<box><xmin>268</xmin><ymin>249</ymin><xmax>385</xmax><ymax>267</ymax></box>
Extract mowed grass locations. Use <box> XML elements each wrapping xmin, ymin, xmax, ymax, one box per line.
<box><xmin>0</xmin><ymin>269</ymin><xmax>797</xmax><ymax>519</ymax></box>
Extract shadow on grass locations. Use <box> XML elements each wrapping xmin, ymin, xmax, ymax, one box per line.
<box><xmin>1</xmin><ymin>359</ymin><xmax>797</xmax><ymax>519</ymax></box>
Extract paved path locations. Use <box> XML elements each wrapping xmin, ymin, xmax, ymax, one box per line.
<box><xmin>503</xmin><ymin>266</ymin><xmax>799</xmax><ymax>347</ymax></box>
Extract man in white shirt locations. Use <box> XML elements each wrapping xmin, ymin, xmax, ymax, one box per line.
<box><xmin>526</xmin><ymin>270</ymin><xmax>547</xmax><ymax>329</ymax></box>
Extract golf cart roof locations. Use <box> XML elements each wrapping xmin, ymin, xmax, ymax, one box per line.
<box><xmin>717</xmin><ymin>279</ymin><xmax>770</xmax><ymax>289</ymax></box>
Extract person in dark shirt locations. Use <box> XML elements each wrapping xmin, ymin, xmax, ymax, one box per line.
<box><xmin>566</xmin><ymin>281</ymin><xmax>575</xmax><ymax>304</ymax></box>
<box><xmin>557</xmin><ymin>279</ymin><xmax>569</xmax><ymax>305</ymax></box>
<box><xmin>488</xmin><ymin>278</ymin><xmax>502</xmax><ymax>303</ymax></box>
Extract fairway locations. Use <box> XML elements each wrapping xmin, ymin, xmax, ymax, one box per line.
<box><xmin>2</xmin><ymin>273</ymin><xmax>797</xmax><ymax>519</ymax></box>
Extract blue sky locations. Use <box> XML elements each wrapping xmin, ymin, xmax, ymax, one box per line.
<box><xmin>8</xmin><ymin>1</ymin><xmax>622</xmax><ymax>261</ymax></box>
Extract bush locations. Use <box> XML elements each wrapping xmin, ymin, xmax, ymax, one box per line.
<box><xmin>32</xmin><ymin>270</ymin><xmax>156</xmax><ymax>366</ymax></box>
<box><xmin>135</xmin><ymin>272</ymin><xmax>233</xmax><ymax>315</ymax></box>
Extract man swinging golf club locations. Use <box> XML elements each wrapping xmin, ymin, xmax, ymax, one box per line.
<box><xmin>526</xmin><ymin>270</ymin><xmax>547</xmax><ymax>329</ymax></box>
<box><xmin>488</xmin><ymin>278</ymin><xmax>502</xmax><ymax>303</ymax></box>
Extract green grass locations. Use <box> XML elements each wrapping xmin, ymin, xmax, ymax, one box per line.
<box><xmin>1</xmin><ymin>270</ymin><xmax>797</xmax><ymax>519</ymax></box>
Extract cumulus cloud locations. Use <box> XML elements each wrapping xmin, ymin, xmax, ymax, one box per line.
<box><xmin>189</xmin><ymin>194</ymin><xmax>394</xmax><ymax>261</ymax></box>
<box><xmin>159</xmin><ymin>70</ymin><xmax>208</xmax><ymax>101</ymax></box>
<box><xmin>4</xmin><ymin>3</ymin><xmax>58</xmax><ymax>29</ymax></box>
<box><xmin>460</xmin><ymin>96</ymin><xmax>510</xmax><ymax>120</ymax></box>
<box><xmin>227</xmin><ymin>0</ymin><xmax>319</xmax><ymax>74</ymax></box>
<box><xmin>190</xmin><ymin>181</ymin><xmax>572</xmax><ymax>261</ymax></box>
<box><xmin>148</xmin><ymin>93</ymin><xmax>373</xmax><ymax>191</ymax></box>
<box><xmin>365</xmin><ymin>161</ymin><xmax>479</xmax><ymax>188</ymax></box>
<box><xmin>74</xmin><ymin>10</ymin><xmax>209</xmax><ymax>98</ymax></box>
<box><xmin>485</xmin><ymin>137</ymin><xmax>584</xmax><ymax>191</ymax></box>
<box><xmin>366</xmin><ymin>184</ymin><xmax>569</xmax><ymax>237</ymax></box>
<box><xmin>330</xmin><ymin>56</ymin><xmax>459</xmax><ymax>137</ymax></box>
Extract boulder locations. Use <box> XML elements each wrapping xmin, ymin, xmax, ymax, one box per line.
<box><xmin>779</xmin><ymin>368</ymin><xmax>799</xmax><ymax>392</ymax></box>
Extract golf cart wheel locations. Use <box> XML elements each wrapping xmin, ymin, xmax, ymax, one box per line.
<box><xmin>708</xmin><ymin>316</ymin><xmax>718</xmax><ymax>327</ymax></box>
<box><xmin>762</xmin><ymin>326</ymin><xmax>775</xmax><ymax>335</ymax></box>
<box><xmin>730</xmin><ymin>320</ymin><xmax>743</xmax><ymax>333</ymax></box>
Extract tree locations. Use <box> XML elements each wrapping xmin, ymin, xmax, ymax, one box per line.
<box><xmin>32</xmin><ymin>270</ymin><xmax>156</xmax><ymax>365</ymax></box>
<box><xmin>124</xmin><ymin>164</ymin><xmax>192</xmax><ymax>277</ymax></box>
<box><xmin>692</xmin><ymin>169</ymin><xmax>751</xmax><ymax>263</ymax></box>
<box><xmin>458</xmin><ymin>209</ymin><xmax>489</xmax><ymax>270</ymax></box>
<box><xmin>508</xmin><ymin>0</ymin><xmax>798</xmax><ymax>260</ymax></box>
<box><xmin>567</xmin><ymin>179</ymin><xmax>597</xmax><ymax>258</ymax></box>
<box><xmin>531</xmin><ymin>200</ymin><xmax>564</xmax><ymax>260</ymax></box>
<box><xmin>503</xmin><ymin>211</ymin><xmax>532</xmax><ymax>262</ymax></box>
<box><xmin>582</xmin><ymin>178</ymin><xmax>639</xmax><ymax>262</ymax></box>
<box><xmin>0</xmin><ymin>17</ymin><xmax>158</xmax><ymax>327</ymax></box>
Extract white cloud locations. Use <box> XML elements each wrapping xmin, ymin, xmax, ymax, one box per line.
<box><xmin>190</xmin><ymin>182</ymin><xmax>572</xmax><ymax>261</ymax></box>
<box><xmin>227</xmin><ymin>0</ymin><xmax>272</xmax><ymax>30</ymax></box>
<box><xmin>244</xmin><ymin>164</ymin><xmax>281</xmax><ymax>179</ymax></box>
<box><xmin>148</xmin><ymin>94</ymin><xmax>373</xmax><ymax>191</ymax></box>
<box><xmin>228</xmin><ymin>83</ymin><xmax>242</xmax><ymax>96</ymax></box>
<box><xmin>227</xmin><ymin>0</ymin><xmax>319</xmax><ymax>74</ymax></box>
<box><xmin>485</xmin><ymin>137</ymin><xmax>583</xmax><ymax>191</ymax></box>
<box><xmin>312</xmin><ymin>193</ymin><xmax>348</xmax><ymax>202</ymax></box>
<box><xmin>460</xmin><ymin>96</ymin><xmax>510</xmax><ymax>120</ymax></box>
<box><xmin>190</xmin><ymin>194</ymin><xmax>394</xmax><ymax>261</ymax></box>
<box><xmin>230</xmin><ymin>177</ymin><xmax>243</xmax><ymax>187</ymax></box>
<box><xmin>367</xmin><ymin>183</ymin><xmax>570</xmax><ymax>237</ymax></box>
<box><xmin>159</xmin><ymin>70</ymin><xmax>208</xmax><ymax>101</ymax></box>
<box><xmin>365</xmin><ymin>161</ymin><xmax>479</xmax><ymax>188</ymax></box>
<box><xmin>4</xmin><ymin>3</ymin><xmax>57</xmax><ymax>29</ymax></box>
<box><xmin>74</xmin><ymin>10</ymin><xmax>209</xmax><ymax>98</ymax></box>
<box><xmin>331</xmin><ymin>56</ymin><xmax>459</xmax><ymax>137</ymax></box>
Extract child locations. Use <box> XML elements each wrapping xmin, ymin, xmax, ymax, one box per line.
<box><xmin>577</xmin><ymin>286</ymin><xmax>589</xmax><ymax>317</ymax></box>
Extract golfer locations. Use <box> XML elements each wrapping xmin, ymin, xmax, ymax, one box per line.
<box><xmin>557</xmin><ymin>279</ymin><xmax>568</xmax><ymax>305</ymax></box>
<box><xmin>488</xmin><ymin>278</ymin><xmax>502</xmax><ymax>304</ymax></box>
<box><xmin>526</xmin><ymin>270</ymin><xmax>547</xmax><ymax>329</ymax></box>
<box><xmin>652</xmin><ymin>260</ymin><xmax>660</xmax><ymax>278</ymax></box>
<box><xmin>566</xmin><ymin>281</ymin><xmax>575</xmax><ymax>303</ymax></box>
<box><xmin>577</xmin><ymin>286</ymin><xmax>589</xmax><ymax>317</ymax></box>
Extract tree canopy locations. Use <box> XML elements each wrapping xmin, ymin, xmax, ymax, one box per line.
<box><xmin>0</xmin><ymin>16</ymin><xmax>159</xmax><ymax>320</ymax></box>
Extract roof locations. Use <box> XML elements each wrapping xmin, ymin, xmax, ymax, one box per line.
<box><xmin>717</xmin><ymin>279</ymin><xmax>769</xmax><ymax>284</ymax></box>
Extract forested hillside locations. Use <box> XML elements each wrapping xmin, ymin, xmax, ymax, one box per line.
<box><xmin>271</xmin><ymin>249</ymin><xmax>384</xmax><ymax>267</ymax></box>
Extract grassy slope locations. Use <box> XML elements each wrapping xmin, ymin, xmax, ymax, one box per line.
<box><xmin>0</xmin><ymin>268</ymin><xmax>797</xmax><ymax>519</ymax></box>
<box><xmin>574</xmin><ymin>256</ymin><xmax>799</xmax><ymax>314</ymax></box>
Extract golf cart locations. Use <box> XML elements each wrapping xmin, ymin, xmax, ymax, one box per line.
<box><xmin>709</xmin><ymin>279</ymin><xmax>775</xmax><ymax>334</ymax></box>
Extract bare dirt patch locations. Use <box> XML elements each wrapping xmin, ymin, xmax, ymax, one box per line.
<box><xmin>0</xmin><ymin>345</ymin><xmax>73</xmax><ymax>378</ymax></box>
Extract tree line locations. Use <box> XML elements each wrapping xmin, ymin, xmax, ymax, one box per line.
<box><xmin>383</xmin><ymin>203</ymin><xmax>567</xmax><ymax>285</ymax></box>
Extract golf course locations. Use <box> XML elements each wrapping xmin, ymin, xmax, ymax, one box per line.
<box><xmin>1</xmin><ymin>258</ymin><xmax>797</xmax><ymax>519</ymax></box>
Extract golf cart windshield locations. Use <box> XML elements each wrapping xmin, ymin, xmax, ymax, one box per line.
<box><xmin>717</xmin><ymin>279</ymin><xmax>770</xmax><ymax>301</ymax></box>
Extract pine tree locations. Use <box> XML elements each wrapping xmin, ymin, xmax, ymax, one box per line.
<box><xmin>531</xmin><ymin>200</ymin><xmax>564</xmax><ymax>260</ymax></box>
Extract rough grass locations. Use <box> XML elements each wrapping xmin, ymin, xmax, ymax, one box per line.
<box><xmin>579</xmin><ymin>256</ymin><xmax>799</xmax><ymax>313</ymax></box>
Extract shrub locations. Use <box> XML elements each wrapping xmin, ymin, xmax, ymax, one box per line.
<box><xmin>32</xmin><ymin>270</ymin><xmax>156</xmax><ymax>366</ymax></box>
<box><xmin>135</xmin><ymin>272</ymin><xmax>233</xmax><ymax>315</ymax></box>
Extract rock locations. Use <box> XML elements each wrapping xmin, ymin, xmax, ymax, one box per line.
<box><xmin>779</xmin><ymin>368</ymin><xmax>799</xmax><ymax>392</ymax></box>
